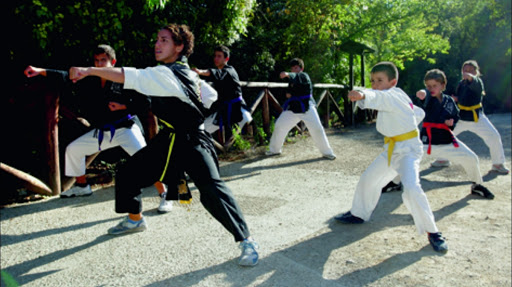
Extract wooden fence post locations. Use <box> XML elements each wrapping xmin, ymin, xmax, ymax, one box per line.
<box><xmin>44</xmin><ymin>90</ymin><xmax>61</xmax><ymax>195</ymax></box>
<box><xmin>262</xmin><ymin>88</ymin><xmax>271</xmax><ymax>136</ymax></box>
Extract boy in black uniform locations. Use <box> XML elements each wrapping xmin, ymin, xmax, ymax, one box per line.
<box><xmin>69</xmin><ymin>24</ymin><xmax>259</xmax><ymax>266</ymax></box>
<box><xmin>24</xmin><ymin>45</ymin><xmax>171</xmax><ymax>212</ymax></box>
<box><xmin>266</xmin><ymin>58</ymin><xmax>336</xmax><ymax>159</ymax></box>
<box><xmin>416</xmin><ymin>69</ymin><xmax>494</xmax><ymax>199</ymax></box>
<box><xmin>193</xmin><ymin>45</ymin><xmax>252</xmax><ymax>141</ymax></box>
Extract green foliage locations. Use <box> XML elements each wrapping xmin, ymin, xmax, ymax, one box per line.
<box><xmin>9</xmin><ymin>0</ymin><xmax>256</xmax><ymax>71</ymax></box>
<box><xmin>8</xmin><ymin>0</ymin><xmax>510</xmax><ymax>111</ymax></box>
<box><xmin>231</xmin><ymin>126</ymin><xmax>252</xmax><ymax>150</ymax></box>
<box><xmin>399</xmin><ymin>0</ymin><xmax>511</xmax><ymax>112</ymax></box>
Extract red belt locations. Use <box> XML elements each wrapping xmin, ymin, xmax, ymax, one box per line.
<box><xmin>422</xmin><ymin>122</ymin><xmax>459</xmax><ymax>154</ymax></box>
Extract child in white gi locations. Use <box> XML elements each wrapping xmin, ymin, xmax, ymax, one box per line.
<box><xmin>266</xmin><ymin>58</ymin><xmax>336</xmax><ymax>160</ymax></box>
<box><xmin>335</xmin><ymin>62</ymin><xmax>447</xmax><ymax>253</ymax></box>
<box><xmin>417</xmin><ymin>69</ymin><xmax>494</xmax><ymax>199</ymax></box>
<box><xmin>431</xmin><ymin>60</ymin><xmax>509</xmax><ymax>174</ymax></box>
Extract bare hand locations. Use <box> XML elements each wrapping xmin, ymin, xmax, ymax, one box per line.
<box><xmin>348</xmin><ymin>90</ymin><xmax>364</xmax><ymax>102</ymax></box>
<box><xmin>279</xmin><ymin>72</ymin><xmax>289</xmax><ymax>79</ymax></box>
<box><xmin>108</xmin><ymin>101</ymin><xmax>126</xmax><ymax>111</ymax></box>
<box><xmin>24</xmin><ymin>66</ymin><xmax>45</xmax><ymax>78</ymax></box>
<box><xmin>416</xmin><ymin>89</ymin><xmax>427</xmax><ymax>100</ymax></box>
<box><xmin>445</xmin><ymin>118</ymin><xmax>454</xmax><ymax>127</ymax></box>
<box><xmin>285</xmin><ymin>93</ymin><xmax>292</xmax><ymax>99</ymax></box>
<box><xmin>69</xmin><ymin>67</ymin><xmax>90</xmax><ymax>83</ymax></box>
<box><xmin>462</xmin><ymin>72</ymin><xmax>474</xmax><ymax>82</ymax></box>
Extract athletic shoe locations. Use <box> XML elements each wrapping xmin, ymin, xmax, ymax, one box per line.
<box><xmin>158</xmin><ymin>192</ymin><xmax>173</xmax><ymax>214</ymax></box>
<box><xmin>428</xmin><ymin>232</ymin><xmax>448</xmax><ymax>253</ymax></box>
<box><xmin>334</xmin><ymin>211</ymin><xmax>364</xmax><ymax>224</ymax></box>
<box><xmin>265</xmin><ymin>150</ymin><xmax>281</xmax><ymax>156</ymax></box>
<box><xmin>491</xmin><ymin>164</ymin><xmax>510</xmax><ymax>175</ymax></box>
<box><xmin>471</xmin><ymin>184</ymin><xmax>495</xmax><ymax>199</ymax></box>
<box><xmin>323</xmin><ymin>154</ymin><xmax>337</xmax><ymax>160</ymax></box>
<box><xmin>239</xmin><ymin>239</ymin><xmax>259</xmax><ymax>266</ymax></box>
<box><xmin>60</xmin><ymin>185</ymin><xmax>92</xmax><ymax>198</ymax></box>
<box><xmin>108</xmin><ymin>217</ymin><xmax>147</xmax><ymax>235</ymax></box>
<box><xmin>381</xmin><ymin>181</ymin><xmax>403</xmax><ymax>193</ymax></box>
<box><xmin>431</xmin><ymin>160</ymin><xmax>450</xmax><ymax>168</ymax></box>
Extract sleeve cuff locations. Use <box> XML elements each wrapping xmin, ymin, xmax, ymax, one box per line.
<box><xmin>122</xmin><ymin>67</ymin><xmax>137</xmax><ymax>89</ymax></box>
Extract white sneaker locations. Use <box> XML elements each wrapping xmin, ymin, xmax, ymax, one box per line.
<box><xmin>491</xmin><ymin>164</ymin><xmax>510</xmax><ymax>175</ymax></box>
<box><xmin>158</xmin><ymin>192</ymin><xmax>173</xmax><ymax>214</ymax></box>
<box><xmin>239</xmin><ymin>239</ymin><xmax>259</xmax><ymax>266</ymax></box>
<box><xmin>265</xmin><ymin>150</ymin><xmax>281</xmax><ymax>156</ymax></box>
<box><xmin>323</xmin><ymin>154</ymin><xmax>337</xmax><ymax>160</ymax></box>
<box><xmin>431</xmin><ymin>160</ymin><xmax>451</xmax><ymax>168</ymax></box>
<box><xmin>108</xmin><ymin>217</ymin><xmax>147</xmax><ymax>235</ymax></box>
<box><xmin>60</xmin><ymin>185</ymin><xmax>92</xmax><ymax>198</ymax></box>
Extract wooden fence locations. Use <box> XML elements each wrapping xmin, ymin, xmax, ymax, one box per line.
<box><xmin>5</xmin><ymin>81</ymin><xmax>376</xmax><ymax>196</ymax></box>
<box><xmin>212</xmin><ymin>81</ymin><xmax>351</xmax><ymax>152</ymax></box>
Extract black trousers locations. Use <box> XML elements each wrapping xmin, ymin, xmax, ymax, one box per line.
<box><xmin>114</xmin><ymin>127</ymin><xmax>251</xmax><ymax>242</ymax></box>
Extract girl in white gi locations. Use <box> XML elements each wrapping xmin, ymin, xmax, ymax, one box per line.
<box><xmin>417</xmin><ymin>69</ymin><xmax>494</xmax><ymax>199</ymax></box>
<box><xmin>335</xmin><ymin>62</ymin><xmax>447</xmax><ymax>253</ymax></box>
<box><xmin>266</xmin><ymin>58</ymin><xmax>336</xmax><ymax>160</ymax></box>
<box><xmin>431</xmin><ymin>60</ymin><xmax>509</xmax><ymax>175</ymax></box>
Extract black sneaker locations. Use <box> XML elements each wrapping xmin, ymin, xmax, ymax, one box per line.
<box><xmin>428</xmin><ymin>232</ymin><xmax>448</xmax><ymax>253</ymax></box>
<box><xmin>334</xmin><ymin>211</ymin><xmax>364</xmax><ymax>224</ymax></box>
<box><xmin>382</xmin><ymin>181</ymin><xmax>403</xmax><ymax>193</ymax></box>
<box><xmin>471</xmin><ymin>184</ymin><xmax>495</xmax><ymax>199</ymax></box>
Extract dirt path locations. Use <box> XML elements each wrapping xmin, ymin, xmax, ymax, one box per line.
<box><xmin>1</xmin><ymin>113</ymin><xmax>510</xmax><ymax>287</ymax></box>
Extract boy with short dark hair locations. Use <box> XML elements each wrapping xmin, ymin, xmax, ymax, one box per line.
<box><xmin>334</xmin><ymin>61</ymin><xmax>447</xmax><ymax>253</ymax></box>
<box><xmin>416</xmin><ymin>69</ymin><xmax>494</xmax><ymax>199</ymax></box>
<box><xmin>193</xmin><ymin>45</ymin><xmax>252</xmax><ymax>140</ymax></box>
<box><xmin>266</xmin><ymin>58</ymin><xmax>336</xmax><ymax>160</ymax></box>
<box><xmin>24</xmin><ymin>45</ymin><xmax>172</xmax><ymax>212</ymax></box>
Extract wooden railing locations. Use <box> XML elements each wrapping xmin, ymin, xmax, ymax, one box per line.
<box><xmin>212</xmin><ymin>81</ymin><xmax>350</xmax><ymax>152</ymax></box>
<box><xmin>6</xmin><ymin>80</ymin><xmax>373</xmax><ymax>196</ymax></box>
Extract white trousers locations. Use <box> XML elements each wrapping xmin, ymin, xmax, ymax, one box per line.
<box><xmin>350</xmin><ymin>140</ymin><xmax>438</xmax><ymax>235</ymax></box>
<box><xmin>65</xmin><ymin>124</ymin><xmax>146</xmax><ymax>177</ymax></box>
<box><xmin>452</xmin><ymin>113</ymin><xmax>506</xmax><ymax>165</ymax></box>
<box><xmin>204</xmin><ymin>108</ymin><xmax>253</xmax><ymax>134</ymax></box>
<box><xmin>268</xmin><ymin>107</ymin><xmax>335</xmax><ymax>157</ymax></box>
<box><xmin>425</xmin><ymin>140</ymin><xmax>483</xmax><ymax>184</ymax></box>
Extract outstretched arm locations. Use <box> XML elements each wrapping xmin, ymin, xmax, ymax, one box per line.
<box><xmin>69</xmin><ymin>67</ymin><xmax>125</xmax><ymax>83</ymax></box>
<box><xmin>192</xmin><ymin>67</ymin><xmax>211</xmax><ymax>77</ymax></box>
<box><xmin>24</xmin><ymin>66</ymin><xmax>47</xmax><ymax>77</ymax></box>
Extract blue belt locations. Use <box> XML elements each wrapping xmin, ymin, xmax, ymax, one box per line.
<box><xmin>96</xmin><ymin>114</ymin><xmax>134</xmax><ymax>150</ymax></box>
<box><xmin>282</xmin><ymin>94</ymin><xmax>311</xmax><ymax>113</ymax></box>
<box><xmin>219</xmin><ymin>96</ymin><xmax>242</xmax><ymax>133</ymax></box>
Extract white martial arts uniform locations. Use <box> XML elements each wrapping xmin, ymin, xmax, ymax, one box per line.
<box><xmin>268</xmin><ymin>105</ymin><xmax>335</xmax><ymax>157</ymax></box>
<box><xmin>204</xmin><ymin>108</ymin><xmax>252</xmax><ymax>134</ymax></box>
<box><xmin>452</xmin><ymin>112</ymin><xmax>506</xmax><ymax>165</ymax></box>
<box><xmin>349</xmin><ymin>87</ymin><xmax>439</xmax><ymax>235</ymax></box>
<box><xmin>65</xmin><ymin>78</ymin><xmax>217</xmax><ymax>178</ymax></box>
<box><xmin>65</xmin><ymin>124</ymin><xmax>146</xmax><ymax>177</ymax></box>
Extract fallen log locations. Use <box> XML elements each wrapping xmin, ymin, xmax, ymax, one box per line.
<box><xmin>0</xmin><ymin>162</ymin><xmax>53</xmax><ymax>196</ymax></box>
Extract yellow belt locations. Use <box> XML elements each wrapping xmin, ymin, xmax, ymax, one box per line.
<box><xmin>158</xmin><ymin>119</ymin><xmax>193</xmax><ymax>205</ymax></box>
<box><xmin>158</xmin><ymin>119</ymin><xmax>176</xmax><ymax>182</ymax></box>
<box><xmin>384</xmin><ymin>130</ymin><xmax>418</xmax><ymax>166</ymax></box>
<box><xmin>458</xmin><ymin>103</ymin><xmax>482</xmax><ymax>122</ymax></box>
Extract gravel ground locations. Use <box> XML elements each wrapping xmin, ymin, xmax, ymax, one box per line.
<box><xmin>1</xmin><ymin>113</ymin><xmax>510</xmax><ymax>287</ymax></box>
